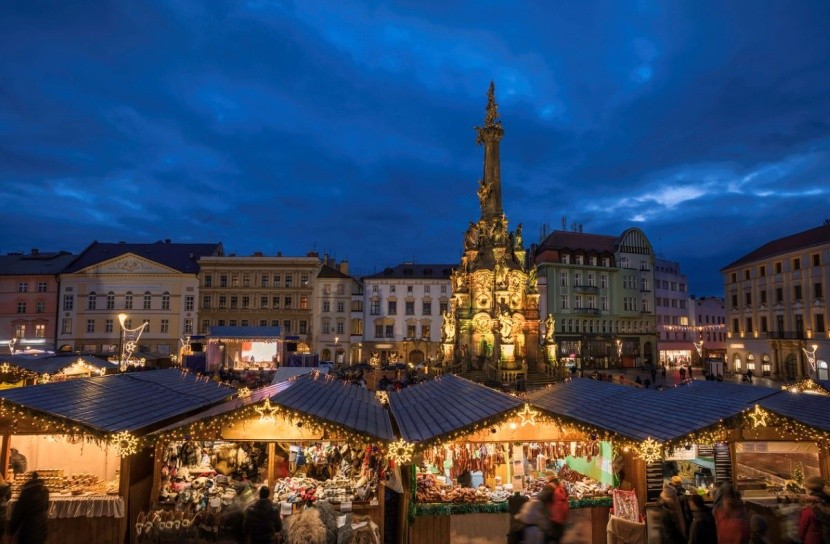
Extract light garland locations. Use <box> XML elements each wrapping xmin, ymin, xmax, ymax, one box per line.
<box><xmin>387</xmin><ymin>439</ymin><xmax>415</xmax><ymax>464</ymax></box>
<box><xmin>109</xmin><ymin>431</ymin><xmax>139</xmax><ymax>456</ymax></box>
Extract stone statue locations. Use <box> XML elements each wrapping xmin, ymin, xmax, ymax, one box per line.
<box><xmin>442</xmin><ymin>311</ymin><xmax>456</xmax><ymax>341</ymax></box>
<box><xmin>498</xmin><ymin>310</ymin><xmax>514</xmax><ymax>340</ymax></box>
<box><xmin>527</xmin><ymin>266</ymin><xmax>538</xmax><ymax>291</ymax></box>
<box><xmin>464</xmin><ymin>221</ymin><xmax>479</xmax><ymax>249</ymax></box>
<box><xmin>477</xmin><ymin>179</ymin><xmax>490</xmax><ymax>208</ymax></box>
<box><xmin>515</xmin><ymin>223</ymin><xmax>523</xmax><ymax>248</ymax></box>
<box><xmin>544</xmin><ymin>314</ymin><xmax>555</xmax><ymax>343</ymax></box>
<box><xmin>495</xmin><ymin>262</ymin><xmax>507</xmax><ymax>287</ymax></box>
<box><xmin>369</xmin><ymin>352</ymin><xmax>380</xmax><ymax>366</ymax></box>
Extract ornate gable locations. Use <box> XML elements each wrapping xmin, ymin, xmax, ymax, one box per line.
<box><xmin>77</xmin><ymin>253</ymin><xmax>181</xmax><ymax>275</ymax></box>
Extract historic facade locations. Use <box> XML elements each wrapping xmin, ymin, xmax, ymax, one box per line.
<box><xmin>444</xmin><ymin>84</ymin><xmax>541</xmax><ymax>381</ymax></box>
<box><xmin>654</xmin><ymin>258</ymin><xmax>692</xmax><ymax>366</ymax></box>
<box><xmin>721</xmin><ymin>221</ymin><xmax>829</xmax><ymax>380</ymax></box>
<box><xmin>314</xmin><ymin>261</ymin><xmax>361</xmax><ymax>365</ymax></box>
<box><xmin>534</xmin><ymin>228</ymin><xmax>658</xmax><ymax>370</ymax></box>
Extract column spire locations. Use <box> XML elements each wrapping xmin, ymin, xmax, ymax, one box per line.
<box><xmin>475</xmin><ymin>81</ymin><xmax>505</xmax><ymax>220</ymax></box>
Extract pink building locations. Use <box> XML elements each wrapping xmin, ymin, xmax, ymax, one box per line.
<box><xmin>0</xmin><ymin>249</ymin><xmax>76</xmax><ymax>352</ymax></box>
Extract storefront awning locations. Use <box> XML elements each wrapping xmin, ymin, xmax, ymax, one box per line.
<box><xmin>388</xmin><ymin>374</ymin><xmax>522</xmax><ymax>444</ymax></box>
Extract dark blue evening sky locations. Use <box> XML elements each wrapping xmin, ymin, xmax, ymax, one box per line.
<box><xmin>1</xmin><ymin>1</ymin><xmax>829</xmax><ymax>295</ymax></box>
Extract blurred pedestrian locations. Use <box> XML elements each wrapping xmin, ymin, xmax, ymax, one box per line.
<box><xmin>243</xmin><ymin>486</ymin><xmax>282</xmax><ymax>544</ymax></box>
<box><xmin>0</xmin><ymin>473</ymin><xmax>10</xmax><ymax>542</ymax></box>
<box><xmin>688</xmin><ymin>494</ymin><xmax>717</xmax><ymax>544</ymax></box>
<box><xmin>657</xmin><ymin>484</ymin><xmax>685</xmax><ymax>543</ymax></box>
<box><xmin>9</xmin><ymin>471</ymin><xmax>49</xmax><ymax>544</ymax></box>
<box><xmin>715</xmin><ymin>497</ymin><xmax>750</xmax><ymax>544</ymax></box>
<box><xmin>749</xmin><ymin>514</ymin><xmax>768</xmax><ymax>544</ymax></box>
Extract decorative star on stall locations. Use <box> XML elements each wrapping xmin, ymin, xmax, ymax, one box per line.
<box><xmin>518</xmin><ymin>403</ymin><xmax>538</xmax><ymax>427</ymax></box>
<box><xmin>387</xmin><ymin>439</ymin><xmax>415</xmax><ymax>464</ymax></box>
<box><xmin>237</xmin><ymin>387</ymin><xmax>251</xmax><ymax>399</ymax></box>
<box><xmin>109</xmin><ymin>431</ymin><xmax>139</xmax><ymax>457</ymax></box>
<box><xmin>636</xmin><ymin>437</ymin><xmax>663</xmax><ymax>463</ymax></box>
<box><xmin>255</xmin><ymin>398</ymin><xmax>279</xmax><ymax>422</ymax></box>
<box><xmin>747</xmin><ymin>404</ymin><xmax>769</xmax><ymax>428</ymax></box>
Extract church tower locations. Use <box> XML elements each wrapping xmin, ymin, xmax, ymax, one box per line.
<box><xmin>441</xmin><ymin>83</ymin><xmax>541</xmax><ymax>382</ymax></box>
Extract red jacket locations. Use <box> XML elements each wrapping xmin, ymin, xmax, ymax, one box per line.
<box><xmin>715</xmin><ymin>508</ymin><xmax>750</xmax><ymax>544</ymax></box>
<box><xmin>548</xmin><ymin>484</ymin><xmax>569</xmax><ymax>524</ymax></box>
<box><xmin>799</xmin><ymin>506</ymin><xmax>825</xmax><ymax>544</ymax></box>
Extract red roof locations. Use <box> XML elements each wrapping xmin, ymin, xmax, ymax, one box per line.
<box><xmin>536</xmin><ymin>230</ymin><xmax>617</xmax><ymax>255</ymax></box>
<box><xmin>721</xmin><ymin>222</ymin><xmax>830</xmax><ymax>270</ymax></box>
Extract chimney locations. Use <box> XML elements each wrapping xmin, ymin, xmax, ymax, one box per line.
<box><xmin>338</xmin><ymin>260</ymin><xmax>349</xmax><ymax>275</ymax></box>
<box><xmin>252</xmin><ymin>251</ymin><xmax>263</xmax><ymax>257</ymax></box>
<box><xmin>277</xmin><ymin>251</ymin><xmax>282</xmax><ymax>257</ymax></box>
<box><xmin>31</xmin><ymin>248</ymin><xmax>39</xmax><ymax>255</ymax></box>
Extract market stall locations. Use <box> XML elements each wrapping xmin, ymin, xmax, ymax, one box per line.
<box><xmin>0</xmin><ymin>353</ymin><xmax>117</xmax><ymax>389</ymax></box>
<box><xmin>0</xmin><ymin>369</ymin><xmax>234</xmax><ymax>544</ymax></box>
<box><xmin>205</xmin><ymin>325</ymin><xmax>283</xmax><ymax>372</ymax></box>
<box><xmin>148</xmin><ymin>372</ymin><xmax>395</xmax><ymax>543</ymax></box>
<box><xmin>387</xmin><ymin>375</ymin><xmax>624</xmax><ymax>544</ymax></box>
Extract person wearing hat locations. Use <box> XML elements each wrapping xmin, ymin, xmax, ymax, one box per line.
<box><xmin>687</xmin><ymin>493</ymin><xmax>717</xmax><ymax>544</ymax></box>
<box><xmin>658</xmin><ymin>484</ymin><xmax>686</xmax><ymax>543</ymax></box>
<box><xmin>799</xmin><ymin>475</ymin><xmax>830</xmax><ymax>544</ymax></box>
<box><xmin>670</xmin><ymin>475</ymin><xmax>692</xmax><ymax>532</ymax></box>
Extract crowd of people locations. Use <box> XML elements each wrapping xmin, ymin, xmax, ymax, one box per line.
<box><xmin>657</xmin><ymin>475</ymin><xmax>830</xmax><ymax>544</ymax></box>
<box><xmin>508</xmin><ymin>474</ymin><xmax>570</xmax><ymax>544</ymax></box>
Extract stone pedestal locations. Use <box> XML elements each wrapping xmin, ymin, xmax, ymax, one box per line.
<box><xmin>545</xmin><ymin>343</ymin><xmax>558</xmax><ymax>365</ymax></box>
<box><xmin>442</xmin><ymin>343</ymin><xmax>455</xmax><ymax>364</ymax></box>
<box><xmin>500</xmin><ymin>343</ymin><xmax>515</xmax><ymax>366</ymax></box>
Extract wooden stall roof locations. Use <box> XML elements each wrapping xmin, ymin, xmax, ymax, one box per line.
<box><xmin>388</xmin><ymin>374</ymin><xmax>522</xmax><ymax>443</ymax></box>
<box><xmin>759</xmin><ymin>391</ymin><xmax>830</xmax><ymax>432</ymax></box>
<box><xmin>0</xmin><ymin>369</ymin><xmax>235</xmax><ymax>434</ymax></box>
<box><xmin>528</xmin><ymin>379</ymin><xmax>780</xmax><ymax>442</ymax></box>
<box><xmin>3</xmin><ymin>353</ymin><xmax>118</xmax><ymax>375</ymax></box>
<box><xmin>272</xmin><ymin>373</ymin><xmax>394</xmax><ymax>441</ymax></box>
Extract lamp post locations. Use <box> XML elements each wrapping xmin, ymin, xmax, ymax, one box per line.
<box><xmin>118</xmin><ymin>313</ymin><xmax>128</xmax><ymax>372</ymax></box>
<box><xmin>615</xmin><ymin>339</ymin><xmax>622</xmax><ymax>366</ymax></box>
<box><xmin>334</xmin><ymin>336</ymin><xmax>340</xmax><ymax>366</ymax></box>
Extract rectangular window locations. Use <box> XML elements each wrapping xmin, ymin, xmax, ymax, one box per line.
<box><xmin>759</xmin><ymin>266</ymin><xmax>766</xmax><ymax>277</ymax></box>
<box><xmin>407</xmin><ymin>285</ymin><xmax>413</xmax><ymax>293</ymax></box>
<box><xmin>562</xmin><ymin>255</ymin><xmax>570</xmax><ymax>264</ymax></box>
<box><xmin>220</xmin><ymin>275</ymin><xmax>228</xmax><ymax>287</ymax></box>
<box><xmin>184</xmin><ymin>319</ymin><xmax>193</xmax><ymax>334</ymax></box>
<box><xmin>272</xmin><ymin>296</ymin><xmax>279</xmax><ymax>308</ymax></box>
<box><xmin>105</xmin><ymin>319</ymin><xmax>114</xmax><ymax>333</ymax></box>
<box><xmin>284</xmin><ymin>297</ymin><xmax>292</xmax><ymax>309</ymax></box>
<box><xmin>731</xmin><ymin>294</ymin><xmax>738</xmax><ymax>308</ymax></box>
<box><xmin>86</xmin><ymin>319</ymin><xmax>95</xmax><ymax>333</ymax></box>
<box><xmin>761</xmin><ymin>316</ymin><xmax>768</xmax><ymax>333</ymax></box>
<box><xmin>441</xmin><ymin>285</ymin><xmax>447</xmax><ymax>294</ymax></box>
<box><xmin>337</xmin><ymin>285</ymin><xmax>345</xmax><ymax>295</ymax></box>
<box><xmin>35</xmin><ymin>324</ymin><xmax>46</xmax><ymax>338</ymax></box>
<box><xmin>63</xmin><ymin>294</ymin><xmax>74</xmax><ymax>311</ymax></box>
<box><xmin>202</xmin><ymin>320</ymin><xmax>210</xmax><ymax>334</ymax></box>
<box><xmin>423</xmin><ymin>301</ymin><xmax>432</xmax><ymax>315</ymax></box>
<box><xmin>775</xmin><ymin>262</ymin><xmax>782</xmax><ymax>274</ymax></box>
<box><xmin>745</xmin><ymin>318</ymin><xmax>753</xmax><ymax>334</ymax></box>
<box><xmin>204</xmin><ymin>275</ymin><xmax>213</xmax><ymax>287</ymax></box>
<box><xmin>218</xmin><ymin>320</ymin><xmax>225</xmax><ymax>326</ymax></box>
<box><xmin>299</xmin><ymin>296</ymin><xmax>309</xmax><ymax>310</ymax></box>
<box><xmin>815</xmin><ymin>283</ymin><xmax>823</xmax><ymax>299</ymax></box>
<box><xmin>793</xmin><ymin>258</ymin><xmax>801</xmax><ymax>271</ymax></box>
<box><xmin>142</xmin><ymin>319</ymin><xmax>150</xmax><ymax>333</ymax></box>
<box><xmin>299</xmin><ymin>320</ymin><xmax>307</xmax><ymax>334</ymax></box>
<box><xmin>776</xmin><ymin>288</ymin><xmax>783</xmax><ymax>303</ymax></box>
<box><xmin>731</xmin><ymin>273</ymin><xmax>737</xmax><ymax>283</ymax></box>
<box><xmin>261</xmin><ymin>275</ymin><xmax>269</xmax><ymax>287</ymax></box>
<box><xmin>283</xmin><ymin>320</ymin><xmax>291</xmax><ymax>333</ymax></box>
<box><xmin>260</xmin><ymin>320</ymin><xmax>267</xmax><ymax>327</ymax></box>
<box><xmin>375</xmin><ymin>324</ymin><xmax>383</xmax><ymax>338</ymax></box>
<box><xmin>388</xmin><ymin>301</ymin><xmax>397</xmax><ymax>315</ymax></box>
<box><xmin>162</xmin><ymin>293</ymin><xmax>171</xmax><ymax>310</ymax></box>
<box><xmin>230</xmin><ymin>296</ymin><xmax>238</xmax><ymax>309</ymax></box>
<box><xmin>336</xmin><ymin>301</ymin><xmax>345</xmax><ymax>313</ymax></box>
<box><xmin>390</xmin><ymin>285</ymin><xmax>396</xmax><ymax>293</ymax></box>
<box><xmin>794</xmin><ymin>285</ymin><xmax>803</xmax><ymax>301</ymax></box>
<box><xmin>261</xmin><ymin>296</ymin><xmax>268</xmax><ymax>308</ymax></box>
<box><xmin>301</xmin><ymin>274</ymin><xmax>309</xmax><ymax>287</ymax></box>
<box><xmin>439</xmin><ymin>301</ymin><xmax>448</xmax><ymax>314</ymax></box>
<box><xmin>813</xmin><ymin>254</ymin><xmax>821</xmax><ymax>267</ymax></box>
<box><xmin>18</xmin><ymin>282</ymin><xmax>28</xmax><ymax>293</ymax></box>
<box><xmin>370</xmin><ymin>300</ymin><xmax>380</xmax><ymax>315</ymax></box>
<box><xmin>243</xmin><ymin>274</ymin><xmax>251</xmax><ymax>287</ymax></box>
<box><xmin>732</xmin><ymin>318</ymin><xmax>739</xmax><ymax>334</ymax></box>
<box><xmin>561</xmin><ymin>294</ymin><xmax>569</xmax><ymax>310</ymax></box>
<box><xmin>336</xmin><ymin>321</ymin><xmax>344</xmax><ymax>334</ymax></box>
<box><xmin>285</xmin><ymin>275</ymin><xmax>293</xmax><ymax>288</ymax></box>
<box><xmin>203</xmin><ymin>296</ymin><xmax>212</xmax><ymax>309</ymax></box>
<box><xmin>185</xmin><ymin>295</ymin><xmax>194</xmax><ymax>311</ymax></box>
<box><xmin>816</xmin><ymin>314</ymin><xmax>826</xmax><ymax>333</ymax></box>
<box><xmin>143</xmin><ymin>293</ymin><xmax>152</xmax><ymax>310</ymax></box>
<box><xmin>744</xmin><ymin>270</ymin><xmax>750</xmax><ymax>280</ymax></box>
<box><xmin>161</xmin><ymin>319</ymin><xmax>169</xmax><ymax>333</ymax></box>
<box><xmin>241</xmin><ymin>320</ymin><xmax>249</xmax><ymax>327</ymax></box>
<box><xmin>37</xmin><ymin>282</ymin><xmax>47</xmax><ymax>292</ymax></box>
<box><xmin>745</xmin><ymin>292</ymin><xmax>751</xmax><ymax>305</ymax></box>
<box><xmin>573</xmin><ymin>272</ymin><xmax>581</xmax><ymax>286</ymax></box>
<box><xmin>242</xmin><ymin>296</ymin><xmax>250</xmax><ymax>309</ymax></box>
<box><xmin>560</xmin><ymin>272</ymin><xmax>568</xmax><ymax>287</ymax></box>
<box><xmin>107</xmin><ymin>293</ymin><xmax>115</xmax><ymax>310</ymax></box>
<box><xmin>601</xmin><ymin>296</ymin><xmax>608</xmax><ymax>311</ymax></box>
<box><xmin>324</xmin><ymin>302</ymin><xmax>332</xmax><ymax>313</ymax></box>
<box><xmin>231</xmin><ymin>275</ymin><xmax>239</xmax><ymax>287</ymax></box>
<box><xmin>273</xmin><ymin>275</ymin><xmax>281</xmax><ymax>286</ymax></box>
<box><xmin>760</xmin><ymin>290</ymin><xmax>767</xmax><ymax>305</ymax></box>
<box><xmin>385</xmin><ymin>324</ymin><xmax>394</xmax><ymax>338</ymax></box>
<box><xmin>405</xmin><ymin>301</ymin><xmax>415</xmax><ymax>315</ymax></box>
<box><xmin>17</xmin><ymin>301</ymin><xmax>26</xmax><ymax>314</ymax></box>
<box><xmin>407</xmin><ymin>324</ymin><xmax>417</xmax><ymax>338</ymax></box>
<box><xmin>61</xmin><ymin>318</ymin><xmax>72</xmax><ymax>334</ymax></box>
<box><xmin>424</xmin><ymin>285</ymin><xmax>430</xmax><ymax>293</ymax></box>
<box><xmin>600</xmin><ymin>275</ymin><xmax>607</xmax><ymax>289</ymax></box>
<box><xmin>218</xmin><ymin>296</ymin><xmax>227</xmax><ymax>308</ymax></box>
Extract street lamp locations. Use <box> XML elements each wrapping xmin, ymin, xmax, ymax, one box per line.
<box><xmin>118</xmin><ymin>313</ymin><xmax>148</xmax><ymax>372</ymax></box>
<box><xmin>334</xmin><ymin>337</ymin><xmax>339</xmax><ymax>365</ymax></box>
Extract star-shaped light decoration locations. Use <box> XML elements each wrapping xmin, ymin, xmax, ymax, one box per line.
<box><xmin>747</xmin><ymin>404</ymin><xmax>769</xmax><ymax>428</ymax></box>
<box><xmin>375</xmin><ymin>391</ymin><xmax>389</xmax><ymax>405</ymax></box>
<box><xmin>255</xmin><ymin>398</ymin><xmax>279</xmax><ymax>422</ymax></box>
<box><xmin>518</xmin><ymin>403</ymin><xmax>538</xmax><ymax>427</ymax></box>
<box><xmin>237</xmin><ymin>387</ymin><xmax>251</xmax><ymax>399</ymax></box>
<box><xmin>0</xmin><ymin>363</ymin><xmax>9</xmax><ymax>373</ymax></box>
<box><xmin>109</xmin><ymin>431</ymin><xmax>139</xmax><ymax>457</ymax></box>
<box><xmin>387</xmin><ymin>439</ymin><xmax>415</xmax><ymax>464</ymax></box>
<box><xmin>636</xmin><ymin>437</ymin><xmax>663</xmax><ymax>463</ymax></box>
<box><xmin>39</xmin><ymin>373</ymin><xmax>51</xmax><ymax>384</ymax></box>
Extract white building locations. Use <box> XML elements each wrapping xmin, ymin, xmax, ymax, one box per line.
<box><xmin>654</xmin><ymin>258</ymin><xmax>691</xmax><ymax>366</ymax></box>
<box><xmin>362</xmin><ymin>263</ymin><xmax>453</xmax><ymax>365</ymax></box>
<box><xmin>314</xmin><ymin>261</ymin><xmax>360</xmax><ymax>365</ymax></box>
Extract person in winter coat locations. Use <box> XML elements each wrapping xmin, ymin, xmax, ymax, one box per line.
<box><xmin>658</xmin><ymin>484</ymin><xmax>686</xmax><ymax>544</ymax></box>
<box><xmin>715</xmin><ymin>496</ymin><xmax>750</xmax><ymax>544</ymax></box>
<box><xmin>687</xmin><ymin>494</ymin><xmax>717</xmax><ymax>544</ymax></box>
<box><xmin>9</xmin><ymin>472</ymin><xmax>49</xmax><ymax>544</ymax></box>
<box><xmin>515</xmin><ymin>499</ymin><xmax>548</xmax><ymax>544</ymax></box>
<box><xmin>243</xmin><ymin>486</ymin><xmax>282</xmax><ymax>544</ymax></box>
<box><xmin>537</xmin><ymin>476</ymin><xmax>569</xmax><ymax>544</ymax></box>
<box><xmin>749</xmin><ymin>514</ymin><xmax>768</xmax><ymax>544</ymax></box>
<box><xmin>799</xmin><ymin>475</ymin><xmax>830</xmax><ymax>544</ymax></box>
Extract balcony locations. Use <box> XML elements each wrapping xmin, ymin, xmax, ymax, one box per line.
<box><xmin>768</xmin><ymin>331</ymin><xmax>806</xmax><ymax>340</ymax></box>
<box><xmin>572</xmin><ymin>284</ymin><xmax>598</xmax><ymax>293</ymax></box>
